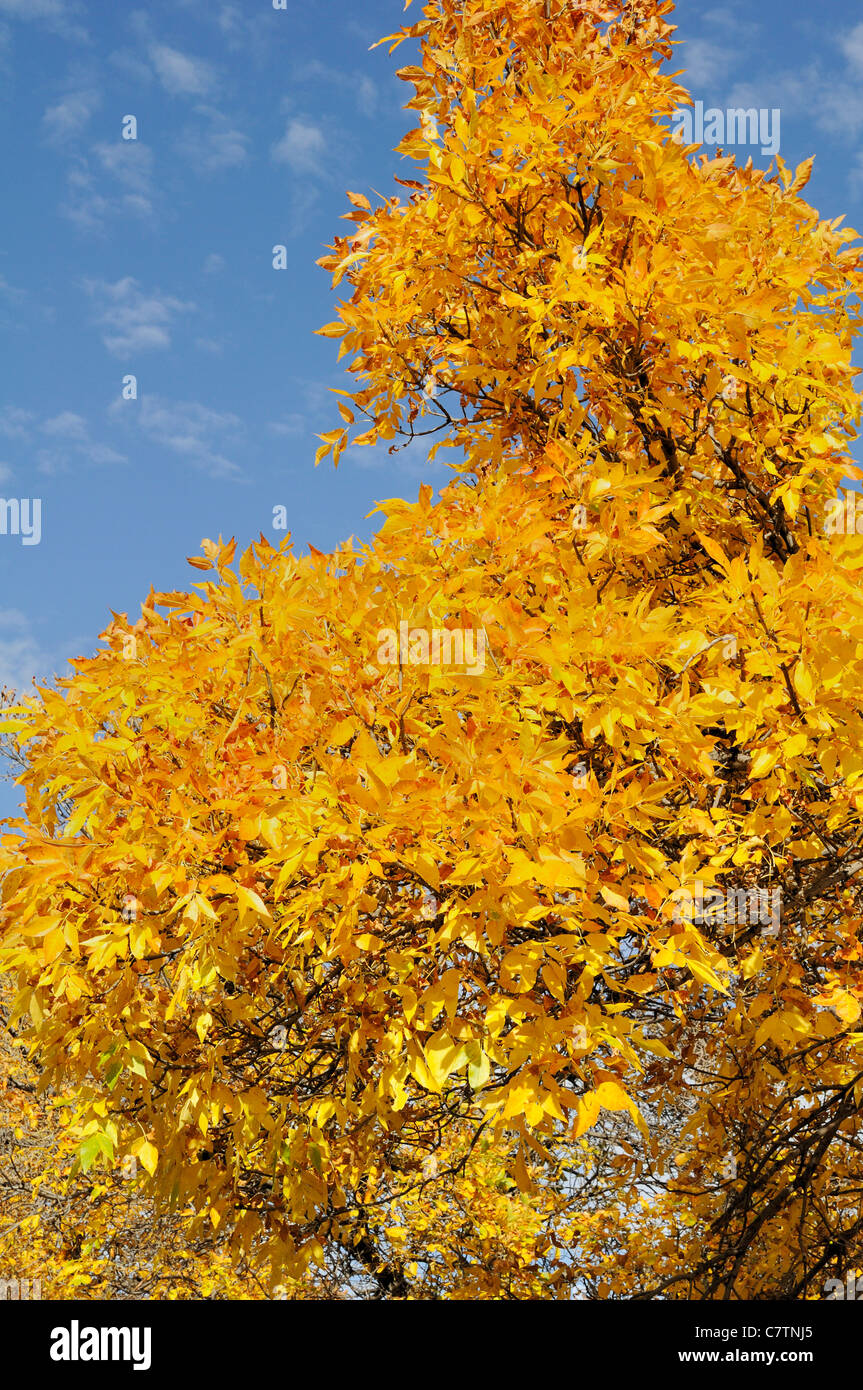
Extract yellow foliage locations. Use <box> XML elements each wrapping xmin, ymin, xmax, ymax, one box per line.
<box><xmin>2</xmin><ymin>0</ymin><xmax>863</xmax><ymax>1300</ymax></box>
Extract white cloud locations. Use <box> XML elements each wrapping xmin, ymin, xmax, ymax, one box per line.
<box><xmin>42</xmin><ymin>87</ymin><xmax>101</xmax><ymax>143</ymax></box>
<box><xmin>78</xmin><ymin>441</ymin><xmax>126</xmax><ymax>466</ymax></box>
<box><xmin>62</xmin><ymin>166</ymin><xmax>110</xmax><ymax>230</ymax></box>
<box><xmin>203</xmin><ymin>253</ymin><xmax>225</xmax><ymax>274</ymax></box>
<box><xmin>0</xmin><ymin>609</ymin><xmax>28</xmax><ymax>628</ymax></box>
<box><xmin>0</xmin><ymin>274</ymin><xmax>25</xmax><ymax>303</ymax></box>
<box><xmin>352</xmin><ymin>431</ymin><xmax>454</xmax><ymax>480</ymax></box>
<box><xmin>0</xmin><ymin>407</ymin><xmax>124</xmax><ymax>473</ymax></box>
<box><xmin>724</xmin><ymin>63</ymin><xmax>863</xmax><ymax>140</ymax></box>
<box><xmin>177</xmin><ymin>105</ymin><xmax>249</xmax><ymax>172</ymax></box>
<box><xmin>673</xmin><ymin>37</ymin><xmax>738</xmax><ymax>90</ymax></box>
<box><xmin>36</xmin><ymin>441</ymin><xmax>125</xmax><ymax>473</ymax></box>
<box><xmin>0</xmin><ymin>407</ymin><xmax>34</xmax><ymax>439</ymax></box>
<box><xmin>149</xmin><ymin>42</ymin><xmax>215</xmax><ymax>96</ymax></box>
<box><xmin>268</xmin><ymin>414</ymin><xmax>305</xmax><ymax>437</ymax></box>
<box><xmin>272</xmin><ymin>119</ymin><xmax>326</xmax><ymax>175</ymax></box>
<box><xmin>0</xmin><ymin>0</ymin><xmax>68</xmax><ymax>16</ymax></box>
<box><xmin>344</xmin><ymin>18</ymin><xmax>376</xmax><ymax>47</ymax></box>
<box><xmin>36</xmin><ymin>411</ymin><xmax>126</xmax><ymax>472</ymax></box>
<box><xmin>61</xmin><ymin>142</ymin><xmax>157</xmax><ymax>231</ymax></box>
<box><xmin>289</xmin><ymin>61</ymin><xmax>379</xmax><ymax>120</ymax></box>
<box><xmin>700</xmin><ymin>7</ymin><xmax>760</xmax><ymax>41</ymax></box>
<box><xmin>93</xmin><ymin>140</ymin><xmax>154</xmax><ymax>196</ymax></box>
<box><xmin>841</xmin><ymin>22</ymin><xmax>863</xmax><ymax>72</ymax></box>
<box><xmin>0</xmin><ymin>613</ymin><xmax>89</xmax><ymax>702</ymax></box>
<box><xmin>290</xmin><ymin>58</ymin><xmax>335</xmax><ymax>83</ymax></box>
<box><xmin>173</xmin><ymin>0</ymin><xmax>271</xmax><ymax>60</ymax></box>
<box><xmin>0</xmin><ymin>610</ymin><xmax>50</xmax><ymax>697</ymax></box>
<box><xmin>675</xmin><ymin>18</ymin><xmax>863</xmax><ymax>152</ymax></box>
<box><xmin>285</xmin><ymin>182</ymin><xmax>322</xmax><ymax>237</ymax></box>
<box><xmin>84</xmin><ymin>277</ymin><xmax>195</xmax><ymax>356</ymax></box>
<box><xmin>0</xmin><ymin>0</ymin><xmax>86</xmax><ymax>39</ymax></box>
<box><xmin>848</xmin><ymin>150</ymin><xmax>863</xmax><ymax>199</ymax></box>
<box><xmin>0</xmin><ymin>462</ymin><xmax>11</xmax><ymax>483</ymax></box>
<box><xmin>297</xmin><ymin>380</ymin><xmax>336</xmax><ymax>414</ymax></box>
<box><xmin>131</xmin><ymin>396</ymin><xmax>243</xmax><ymax>478</ymax></box>
<box><xmin>198</xmin><ymin>125</ymin><xmax>248</xmax><ymax>170</ymax></box>
<box><xmin>357</xmin><ymin>76</ymin><xmax>378</xmax><ymax>118</ymax></box>
<box><xmin>214</xmin><ymin>3</ymin><xmax>241</xmax><ymax>34</ymax></box>
<box><xmin>108</xmin><ymin>49</ymin><xmax>153</xmax><ymax>85</ymax></box>
<box><xmin>40</xmin><ymin>411</ymin><xmax>88</xmax><ymax>440</ymax></box>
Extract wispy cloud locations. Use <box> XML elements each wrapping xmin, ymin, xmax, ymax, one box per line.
<box><xmin>668</xmin><ymin>9</ymin><xmax>863</xmax><ymax>185</ymax></box>
<box><xmin>61</xmin><ymin>165</ymin><xmax>112</xmax><ymax>231</ymax></box>
<box><xmin>0</xmin><ymin>406</ymin><xmax>125</xmax><ymax>473</ymax></box>
<box><xmin>0</xmin><ymin>612</ymin><xmax>92</xmax><ymax>703</ymax></box>
<box><xmin>0</xmin><ymin>407</ymin><xmax>35</xmax><ymax>439</ymax></box>
<box><xmin>123</xmin><ymin>395</ymin><xmax>244</xmax><ymax>479</ymax></box>
<box><xmin>351</xmin><ymin>431</ymin><xmax>454</xmax><ymax>481</ymax></box>
<box><xmin>214</xmin><ymin>3</ymin><xmax>243</xmax><ymax>35</ymax></box>
<box><xmin>37</xmin><ymin>409</ymin><xmax>126</xmax><ymax>471</ymax></box>
<box><xmin>173</xmin><ymin>0</ymin><xmax>272</xmax><ymax>62</ymax></box>
<box><xmin>92</xmin><ymin>140</ymin><xmax>154</xmax><ymax>194</ymax></box>
<box><xmin>271</xmin><ymin>118</ymin><xmax>327</xmax><ymax>175</ymax></box>
<box><xmin>289</xmin><ymin>60</ymin><xmax>380</xmax><ymax>119</ymax></box>
<box><xmin>62</xmin><ymin>141</ymin><xmax>157</xmax><ymax>231</ymax></box>
<box><xmin>84</xmin><ymin>277</ymin><xmax>195</xmax><ymax>356</ymax></box>
<box><xmin>357</xmin><ymin>76</ymin><xmax>378</xmax><ymax>119</ymax></box>
<box><xmin>202</xmin><ymin>253</ymin><xmax>225</xmax><ymax>275</ymax></box>
<box><xmin>0</xmin><ymin>609</ymin><xmax>53</xmax><ymax>697</ymax></box>
<box><xmin>848</xmin><ymin>151</ymin><xmax>863</xmax><ymax>200</ymax></box>
<box><xmin>42</xmin><ymin>86</ymin><xmax>101</xmax><ymax>143</ymax></box>
<box><xmin>0</xmin><ymin>0</ymin><xmax>87</xmax><ymax>41</ymax></box>
<box><xmin>108</xmin><ymin>48</ymin><xmax>153</xmax><ymax>85</ymax></box>
<box><xmin>841</xmin><ymin>22</ymin><xmax>863</xmax><ymax>72</ymax></box>
<box><xmin>177</xmin><ymin>105</ymin><xmax>250</xmax><ymax>172</ymax></box>
<box><xmin>40</xmin><ymin>411</ymin><xmax>88</xmax><ymax>441</ymax></box>
<box><xmin>0</xmin><ymin>0</ymin><xmax>73</xmax><ymax>17</ymax></box>
<box><xmin>700</xmin><ymin>6</ymin><xmax>760</xmax><ymax>40</ymax></box>
<box><xmin>0</xmin><ymin>275</ymin><xmax>26</xmax><ymax>304</ymax></box>
<box><xmin>666</xmin><ymin>4</ymin><xmax>760</xmax><ymax>95</ymax></box>
<box><xmin>723</xmin><ymin>58</ymin><xmax>863</xmax><ymax>145</ymax></box>
<box><xmin>268</xmin><ymin>413</ymin><xmax>306</xmax><ymax>438</ymax></box>
<box><xmin>671</xmin><ymin>37</ymin><xmax>741</xmax><ymax>90</ymax></box>
<box><xmin>149</xmin><ymin>42</ymin><xmax>215</xmax><ymax>96</ymax></box>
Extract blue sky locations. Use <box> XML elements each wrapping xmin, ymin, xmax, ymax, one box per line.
<box><xmin>0</xmin><ymin>0</ymin><xmax>862</xmax><ymax>822</ymax></box>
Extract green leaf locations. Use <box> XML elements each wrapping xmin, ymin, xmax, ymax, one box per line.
<box><xmin>105</xmin><ymin>1059</ymin><xmax>123</xmax><ymax>1090</ymax></box>
<box><xmin>78</xmin><ymin>1131</ymin><xmax>114</xmax><ymax>1172</ymax></box>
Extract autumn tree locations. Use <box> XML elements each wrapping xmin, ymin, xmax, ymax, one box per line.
<box><xmin>2</xmin><ymin>0</ymin><xmax>863</xmax><ymax>1299</ymax></box>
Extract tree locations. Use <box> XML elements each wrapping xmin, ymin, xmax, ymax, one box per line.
<box><xmin>0</xmin><ymin>970</ymin><xmax>302</xmax><ymax>1300</ymax></box>
<box><xmin>2</xmin><ymin>0</ymin><xmax>863</xmax><ymax>1299</ymax></box>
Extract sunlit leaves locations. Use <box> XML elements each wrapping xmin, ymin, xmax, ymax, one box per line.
<box><xmin>2</xmin><ymin>0</ymin><xmax>863</xmax><ymax>1301</ymax></box>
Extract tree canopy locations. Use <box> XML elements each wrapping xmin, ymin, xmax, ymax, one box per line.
<box><xmin>2</xmin><ymin>0</ymin><xmax>863</xmax><ymax>1300</ymax></box>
